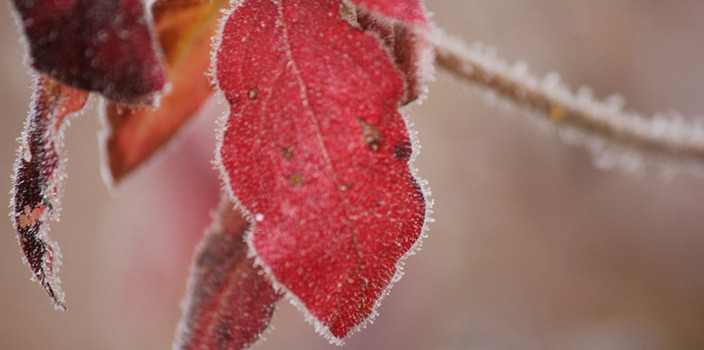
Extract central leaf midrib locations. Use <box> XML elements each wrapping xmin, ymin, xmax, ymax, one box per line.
<box><xmin>274</xmin><ymin>0</ymin><xmax>367</xmax><ymax>305</ymax></box>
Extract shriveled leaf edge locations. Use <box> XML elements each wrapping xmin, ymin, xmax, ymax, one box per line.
<box><xmin>209</xmin><ymin>0</ymin><xmax>434</xmax><ymax>344</ymax></box>
<box><xmin>8</xmin><ymin>74</ymin><xmax>95</xmax><ymax>310</ymax></box>
<box><xmin>343</xmin><ymin>0</ymin><xmax>435</xmax><ymax>104</ymax></box>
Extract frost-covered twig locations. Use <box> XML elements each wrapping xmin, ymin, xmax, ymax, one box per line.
<box><xmin>433</xmin><ymin>30</ymin><xmax>704</xmax><ymax>172</ymax></box>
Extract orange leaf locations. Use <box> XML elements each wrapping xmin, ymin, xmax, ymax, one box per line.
<box><xmin>103</xmin><ymin>0</ymin><xmax>227</xmax><ymax>183</ymax></box>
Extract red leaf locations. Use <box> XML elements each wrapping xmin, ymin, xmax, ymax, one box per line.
<box><xmin>347</xmin><ymin>0</ymin><xmax>427</xmax><ymax>25</ymax></box>
<box><xmin>11</xmin><ymin>76</ymin><xmax>89</xmax><ymax>309</ymax></box>
<box><xmin>11</xmin><ymin>0</ymin><xmax>166</xmax><ymax>104</ymax></box>
<box><xmin>103</xmin><ymin>0</ymin><xmax>227</xmax><ymax>182</ymax></box>
<box><xmin>174</xmin><ymin>197</ymin><xmax>282</xmax><ymax>350</ymax></box>
<box><xmin>215</xmin><ymin>0</ymin><xmax>427</xmax><ymax>341</ymax></box>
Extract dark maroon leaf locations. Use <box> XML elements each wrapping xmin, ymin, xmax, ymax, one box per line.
<box><xmin>11</xmin><ymin>76</ymin><xmax>89</xmax><ymax>309</ymax></box>
<box><xmin>11</xmin><ymin>0</ymin><xmax>166</xmax><ymax>104</ymax></box>
<box><xmin>174</xmin><ymin>197</ymin><xmax>282</xmax><ymax>350</ymax></box>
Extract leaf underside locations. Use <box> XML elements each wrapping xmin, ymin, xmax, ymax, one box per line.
<box><xmin>216</xmin><ymin>0</ymin><xmax>427</xmax><ymax>340</ymax></box>
<box><xmin>11</xmin><ymin>77</ymin><xmax>89</xmax><ymax>309</ymax></box>
<box><xmin>175</xmin><ymin>197</ymin><xmax>282</xmax><ymax>350</ymax></box>
<box><xmin>103</xmin><ymin>0</ymin><xmax>228</xmax><ymax>182</ymax></box>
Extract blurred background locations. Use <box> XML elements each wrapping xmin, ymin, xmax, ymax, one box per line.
<box><xmin>2</xmin><ymin>1</ymin><xmax>704</xmax><ymax>349</ymax></box>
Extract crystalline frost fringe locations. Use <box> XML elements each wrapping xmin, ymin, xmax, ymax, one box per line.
<box><xmin>433</xmin><ymin>29</ymin><xmax>704</xmax><ymax>176</ymax></box>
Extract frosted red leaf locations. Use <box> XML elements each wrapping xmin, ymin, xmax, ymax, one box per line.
<box><xmin>11</xmin><ymin>0</ymin><xmax>166</xmax><ymax>104</ymax></box>
<box><xmin>215</xmin><ymin>0</ymin><xmax>427</xmax><ymax>341</ymax></box>
<box><xmin>11</xmin><ymin>76</ymin><xmax>89</xmax><ymax>309</ymax></box>
<box><xmin>175</xmin><ymin>197</ymin><xmax>282</xmax><ymax>350</ymax></box>
<box><xmin>103</xmin><ymin>0</ymin><xmax>227</xmax><ymax>182</ymax></box>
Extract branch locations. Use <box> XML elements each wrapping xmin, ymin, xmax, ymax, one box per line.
<box><xmin>432</xmin><ymin>30</ymin><xmax>704</xmax><ymax>173</ymax></box>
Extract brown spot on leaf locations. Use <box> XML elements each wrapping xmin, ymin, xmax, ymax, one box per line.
<box><xmin>394</xmin><ymin>140</ymin><xmax>412</xmax><ymax>161</ymax></box>
<box><xmin>340</xmin><ymin>181</ymin><xmax>354</xmax><ymax>191</ymax></box>
<box><xmin>281</xmin><ymin>147</ymin><xmax>293</xmax><ymax>160</ymax></box>
<box><xmin>357</xmin><ymin>118</ymin><xmax>382</xmax><ymax>152</ymax></box>
<box><xmin>289</xmin><ymin>172</ymin><xmax>303</xmax><ymax>186</ymax></box>
<box><xmin>411</xmin><ymin>179</ymin><xmax>425</xmax><ymax>202</ymax></box>
<box><xmin>18</xmin><ymin>204</ymin><xmax>46</xmax><ymax>230</ymax></box>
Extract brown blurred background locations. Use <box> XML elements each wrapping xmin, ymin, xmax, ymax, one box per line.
<box><xmin>2</xmin><ymin>1</ymin><xmax>704</xmax><ymax>349</ymax></box>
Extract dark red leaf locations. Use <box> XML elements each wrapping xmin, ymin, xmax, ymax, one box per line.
<box><xmin>215</xmin><ymin>0</ymin><xmax>427</xmax><ymax>341</ymax></box>
<box><xmin>11</xmin><ymin>0</ymin><xmax>166</xmax><ymax>104</ymax></box>
<box><xmin>174</xmin><ymin>197</ymin><xmax>282</xmax><ymax>350</ymax></box>
<box><xmin>11</xmin><ymin>76</ymin><xmax>89</xmax><ymax>309</ymax></box>
<box><xmin>103</xmin><ymin>0</ymin><xmax>227</xmax><ymax>183</ymax></box>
